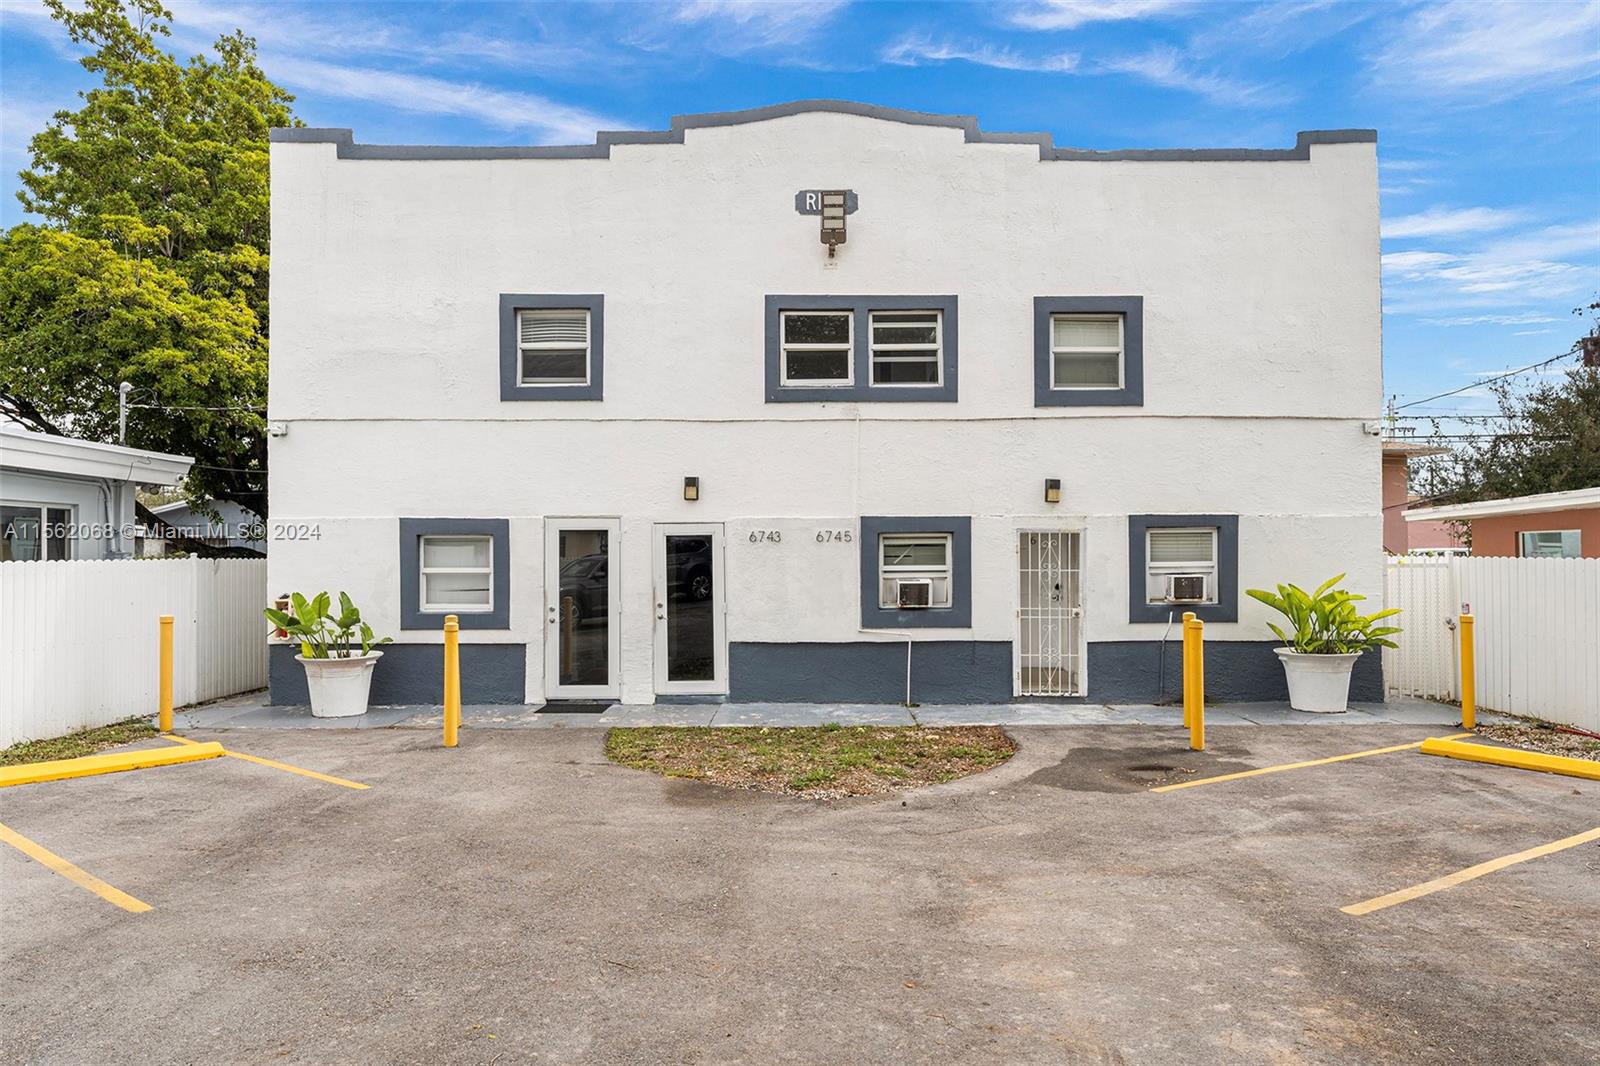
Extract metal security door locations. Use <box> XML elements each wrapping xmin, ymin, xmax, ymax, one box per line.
<box><xmin>1016</xmin><ymin>531</ymin><xmax>1084</xmax><ymax>697</ymax></box>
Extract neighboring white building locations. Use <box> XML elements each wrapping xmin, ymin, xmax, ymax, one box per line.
<box><xmin>148</xmin><ymin>498</ymin><xmax>267</xmax><ymax>555</ymax></box>
<box><xmin>0</xmin><ymin>424</ymin><xmax>192</xmax><ymax>561</ymax></box>
<box><xmin>267</xmin><ymin>101</ymin><xmax>1384</xmax><ymax>707</ymax></box>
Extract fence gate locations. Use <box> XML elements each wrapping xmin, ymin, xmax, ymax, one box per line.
<box><xmin>1016</xmin><ymin>531</ymin><xmax>1083</xmax><ymax>697</ymax></box>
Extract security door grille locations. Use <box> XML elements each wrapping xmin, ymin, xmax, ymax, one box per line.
<box><xmin>1017</xmin><ymin>531</ymin><xmax>1083</xmax><ymax>697</ymax></box>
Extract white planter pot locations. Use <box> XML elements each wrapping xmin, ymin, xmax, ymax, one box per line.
<box><xmin>298</xmin><ymin>652</ymin><xmax>383</xmax><ymax>718</ymax></box>
<box><xmin>1274</xmin><ymin>648</ymin><xmax>1361</xmax><ymax>714</ymax></box>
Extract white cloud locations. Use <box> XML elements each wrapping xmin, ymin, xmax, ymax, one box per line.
<box><xmin>1421</xmin><ymin>313</ymin><xmax>1561</xmax><ymax>327</ymax></box>
<box><xmin>881</xmin><ymin>34</ymin><xmax>1077</xmax><ymax>73</ymax></box>
<box><xmin>262</xmin><ymin>56</ymin><xmax>622</xmax><ymax>143</ymax></box>
<box><xmin>1382</xmin><ymin>221</ymin><xmax>1600</xmax><ymax>313</ymax></box>
<box><xmin>671</xmin><ymin>0</ymin><xmax>848</xmax><ymax>50</ymax></box>
<box><xmin>1010</xmin><ymin>1</ymin><xmax>1192</xmax><ymax>30</ymax></box>
<box><xmin>1382</xmin><ymin>206</ymin><xmax>1526</xmax><ymax>240</ymax></box>
<box><xmin>1372</xmin><ymin>0</ymin><xmax>1600</xmax><ymax>98</ymax></box>
<box><xmin>1097</xmin><ymin>47</ymin><xmax>1286</xmax><ymax>107</ymax></box>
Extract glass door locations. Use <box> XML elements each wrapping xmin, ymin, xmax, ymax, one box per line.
<box><xmin>652</xmin><ymin>524</ymin><xmax>727</xmax><ymax>695</ymax></box>
<box><xmin>544</xmin><ymin>519</ymin><xmax>621</xmax><ymax>700</ymax></box>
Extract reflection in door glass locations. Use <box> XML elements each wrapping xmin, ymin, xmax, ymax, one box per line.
<box><xmin>665</xmin><ymin>535</ymin><xmax>714</xmax><ymax>681</ymax></box>
<box><xmin>558</xmin><ymin>529</ymin><xmax>609</xmax><ymax>687</ymax></box>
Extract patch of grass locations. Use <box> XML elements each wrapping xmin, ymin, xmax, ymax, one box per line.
<box><xmin>603</xmin><ymin>725</ymin><xmax>1016</xmax><ymax>798</ymax></box>
<box><xmin>0</xmin><ymin>717</ymin><xmax>159</xmax><ymax>767</ymax></box>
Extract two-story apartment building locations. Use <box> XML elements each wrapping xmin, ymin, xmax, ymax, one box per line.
<box><xmin>267</xmin><ymin>101</ymin><xmax>1384</xmax><ymax>708</ymax></box>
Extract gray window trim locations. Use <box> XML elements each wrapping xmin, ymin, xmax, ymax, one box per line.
<box><xmin>400</xmin><ymin>518</ymin><xmax>511</xmax><ymax>630</ymax></box>
<box><xmin>1035</xmin><ymin>297</ymin><xmax>1144</xmax><ymax>407</ymax></box>
<box><xmin>860</xmin><ymin>516</ymin><xmax>972</xmax><ymax>628</ymax></box>
<box><xmin>766</xmin><ymin>295</ymin><xmax>959</xmax><ymax>403</ymax></box>
<box><xmin>500</xmin><ymin>294</ymin><xmax>604</xmax><ymax>401</ymax></box>
<box><xmin>1127</xmin><ymin>514</ymin><xmax>1238</xmax><ymax>624</ymax></box>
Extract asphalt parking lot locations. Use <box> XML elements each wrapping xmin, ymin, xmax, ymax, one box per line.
<box><xmin>2</xmin><ymin>725</ymin><xmax>1596</xmax><ymax>1065</ymax></box>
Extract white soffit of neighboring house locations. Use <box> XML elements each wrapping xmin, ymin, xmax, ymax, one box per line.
<box><xmin>1405</xmin><ymin>485</ymin><xmax>1600</xmax><ymax>522</ymax></box>
<box><xmin>0</xmin><ymin>426</ymin><xmax>194</xmax><ymax>486</ymax></box>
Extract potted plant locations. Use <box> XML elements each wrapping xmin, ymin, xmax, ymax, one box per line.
<box><xmin>264</xmin><ymin>592</ymin><xmax>391</xmax><ymax>718</ymax></box>
<box><xmin>1245</xmin><ymin>575</ymin><xmax>1401</xmax><ymax>714</ymax></box>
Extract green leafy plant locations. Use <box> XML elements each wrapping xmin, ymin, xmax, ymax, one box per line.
<box><xmin>1245</xmin><ymin>574</ymin><xmax>1402</xmax><ymax>655</ymax></box>
<box><xmin>263</xmin><ymin>592</ymin><xmax>390</xmax><ymax>659</ymax></box>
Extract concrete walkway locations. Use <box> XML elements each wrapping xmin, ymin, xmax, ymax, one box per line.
<box><xmin>169</xmin><ymin>690</ymin><xmax>1483</xmax><ymax>731</ymax></box>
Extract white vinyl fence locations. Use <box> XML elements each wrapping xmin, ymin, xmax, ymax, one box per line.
<box><xmin>1384</xmin><ymin>556</ymin><xmax>1600</xmax><ymax>732</ymax></box>
<box><xmin>0</xmin><ymin>558</ymin><xmax>268</xmax><ymax>747</ymax></box>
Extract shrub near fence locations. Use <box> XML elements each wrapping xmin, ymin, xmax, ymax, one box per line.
<box><xmin>0</xmin><ymin>558</ymin><xmax>267</xmax><ymax>747</ymax></box>
<box><xmin>1384</xmin><ymin>556</ymin><xmax>1600</xmax><ymax>732</ymax></box>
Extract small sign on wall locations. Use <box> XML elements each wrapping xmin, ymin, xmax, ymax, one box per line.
<box><xmin>795</xmin><ymin>190</ymin><xmax>859</xmax><ymax>215</ymax></box>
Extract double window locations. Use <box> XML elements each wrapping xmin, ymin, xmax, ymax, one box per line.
<box><xmin>1034</xmin><ymin>297</ymin><xmax>1143</xmax><ymax>407</ymax></box>
<box><xmin>500</xmin><ymin>294</ymin><xmax>604</xmax><ymax>401</ymax></box>
<box><xmin>1518</xmin><ymin>530</ymin><xmax>1581</xmax><ymax>558</ymax></box>
<box><xmin>419</xmin><ymin>535</ymin><xmax>494</xmax><ymax>612</ymax></box>
<box><xmin>1144</xmin><ymin>528</ymin><xmax>1217</xmax><ymax>605</ymax></box>
<box><xmin>1</xmin><ymin>504</ymin><xmax>71</xmax><ymax>561</ymax></box>
<box><xmin>399</xmin><ymin>518</ymin><xmax>510</xmax><ymax>630</ymax></box>
<box><xmin>517</xmin><ymin>309</ymin><xmax>590</xmax><ymax>386</ymax></box>
<box><xmin>767</xmin><ymin>296</ymin><xmax>958</xmax><ymax>402</ymax></box>
<box><xmin>879</xmin><ymin>533</ymin><xmax>953</xmax><ymax>609</ymax></box>
<box><xmin>1127</xmin><ymin>515</ymin><xmax>1237</xmax><ymax>623</ymax></box>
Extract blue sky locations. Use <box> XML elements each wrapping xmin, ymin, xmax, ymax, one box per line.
<box><xmin>3</xmin><ymin>0</ymin><xmax>1597</xmax><ymax>424</ymax></box>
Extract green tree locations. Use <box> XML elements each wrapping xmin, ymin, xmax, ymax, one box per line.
<box><xmin>1413</xmin><ymin>301</ymin><xmax>1600</xmax><ymax>506</ymax></box>
<box><xmin>0</xmin><ymin>0</ymin><xmax>294</xmax><ymax>517</ymax></box>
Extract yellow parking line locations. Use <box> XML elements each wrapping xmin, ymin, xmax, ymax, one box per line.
<box><xmin>0</xmin><ymin>821</ymin><xmax>151</xmax><ymax>913</ymax></box>
<box><xmin>162</xmin><ymin>735</ymin><xmax>369</xmax><ymax>791</ymax></box>
<box><xmin>1342</xmin><ymin>825</ymin><xmax>1600</xmax><ymax>916</ymax></box>
<box><xmin>1151</xmin><ymin>733</ymin><xmax>1474</xmax><ymax>793</ymax></box>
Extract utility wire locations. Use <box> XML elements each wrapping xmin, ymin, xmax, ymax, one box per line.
<box><xmin>1393</xmin><ymin>348</ymin><xmax>1578</xmax><ymax>410</ymax></box>
<box><xmin>127</xmin><ymin>403</ymin><xmax>266</xmax><ymax>413</ymax></box>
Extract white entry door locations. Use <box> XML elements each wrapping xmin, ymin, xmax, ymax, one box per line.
<box><xmin>652</xmin><ymin>524</ymin><xmax>727</xmax><ymax>695</ymax></box>
<box><xmin>1015</xmin><ymin>530</ymin><xmax>1085</xmax><ymax>697</ymax></box>
<box><xmin>545</xmin><ymin>518</ymin><xmax>621</xmax><ymax>700</ymax></box>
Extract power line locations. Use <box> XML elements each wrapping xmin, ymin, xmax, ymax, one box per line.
<box><xmin>127</xmin><ymin>403</ymin><xmax>266</xmax><ymax>413</ymax></box>
<box><xmin>1393</xmin><ymin>349</ymin><xmax>1579</xmax><ymax>411</ymax></box>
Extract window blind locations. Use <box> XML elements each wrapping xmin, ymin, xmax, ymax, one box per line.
<box><xmin>1149</xmin><ymin>529</ymin><xmax>1215</xmax><ymax>564</ymax></box>
<box><xmin>519</xmin><ymin>310</ymin><xmax>587</xmax><ymax>346</ymax></box>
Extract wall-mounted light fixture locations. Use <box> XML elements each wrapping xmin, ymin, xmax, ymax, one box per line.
<box><xmin>683</xmin><ymin>476</ymin><xmax>700</xmax><ymax>502</ymax></box>
<box><xmin>1044</xmin><ymin>478</ymin><xmax>1062</xmax><ymax>504</ymax></box>
<box><xmin>819</xmin><ymin>190</ymin><xmax>847</xmax><ymax>257</ymax></box>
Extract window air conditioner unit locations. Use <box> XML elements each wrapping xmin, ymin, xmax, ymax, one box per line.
<box><xmin>896</xmin><ymin>578</ymin><xmax>933</xmax><ymax>608</ymax></box>
<box><xmin>1165</xmin><ymin>574</ymin><xmax>1207</xmax><ymax>604</ymax></box>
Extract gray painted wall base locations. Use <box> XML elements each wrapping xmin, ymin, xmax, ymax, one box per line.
<box><xmin>269</xmin><ymin>644</ymin><xmax>526</xmax><ymax>706</ymax></box>
<box><xmin>1087</xmin><ymin>641</ymin><xmax>1384</xmax><ymax>704</ymax></box>
<box><xmin>730</xmin><ymin>642</ymin><xmax>1013</xmax><ymax>704</ymax></box>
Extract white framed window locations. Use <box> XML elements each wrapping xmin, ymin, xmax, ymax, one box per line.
<box><xmin>419</xmin><ymin>534</ymin><xmax>494</xmax><ymax>612</ymax></box>
<box><xmin>1518</xmin><ymin>529</ymin><xmax>1581</xmax><ymax>558</ymax></box>
<box><xmin>1145</xmin><ymin>527</ymin><xmax>1217</xmax><ymax>604</ymax></box>
<box><xmin>1</xmin><ymin>503</ymin><xmax>72</xmax><ymax>561</ymax></box>
<box><xmin>870</xmin><ymin>310</ymin><xmax>942</xmax><ymax>386</ymax></box>
<box><xmin>517</xmin><ymin>309</ymin><xmax>591</xmax><ymax>386</ymax></box>
<box><xmin>1050</xmin><ymin>314</ymin><xmax>1123</xmax><ymax>389</ymax></box>
<box><xmin>781</xmin><ymin>310</ymin><xmax>853</xmax><ymax>386</ymax></box>
<box><xmin>879</xmin><ymin>533</ymin><xmax>953</xmax><ymax>609</ymax></box>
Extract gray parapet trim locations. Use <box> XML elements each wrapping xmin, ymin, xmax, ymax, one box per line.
<box><xmin>269</xmin><ymin>102</ymin><xmax>1376</xmax><ymax>162</ymax></box>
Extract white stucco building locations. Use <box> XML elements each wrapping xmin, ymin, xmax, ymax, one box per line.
<box><xmin>266</xmin><ymin>101</ymin><xmax>1383</xmax><ymax>707</ymax></box>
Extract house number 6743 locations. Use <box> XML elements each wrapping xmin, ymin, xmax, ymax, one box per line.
<box><xmin>749</xmin><ymin>530</ymin><xmax>782</xmax><ymax>543</ymax></box>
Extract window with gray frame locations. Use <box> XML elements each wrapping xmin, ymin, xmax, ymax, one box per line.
<box><xmin>1034</xmin><ymin>296</ymin><xmax>1143</xmax><ymax>407</ymax></box>
<box><xmin>399</xmin><ymin>518</ymin><xmax>511</xmax><ymax>629</ymax></box>
<box><xmin>859</xmin><ymin>516</ymin><xmax>972</xmax><ymax>628</ymax></box>
<box><xmin>500</xmin><ymin>294</ymin><xmax>604</xmax><ymax>401</ymax></box>
<box><xmin>766</xmin><ymin>296</ymin><xmax>958</xmax><ymax>402</ymax></box>
<box><xmin>1127</xmin><ymin>514</ymin><xmax>1237</xmax><ymax>623</ymax></box>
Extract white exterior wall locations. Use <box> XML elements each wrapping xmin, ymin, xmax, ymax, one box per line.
<box><xmin>268</xmin><ymin>109</ymin><xmax>1382</xmax><ymax>704</ymax></box>
<box><xmin>0</xmin><ymin>469</ymin><xmax>133</xmax><ymax>560</ymax></box>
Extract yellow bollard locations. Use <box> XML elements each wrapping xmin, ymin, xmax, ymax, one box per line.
<box><xmin>158</xmin><ymin>614</ymin><xmax>174</xmax><ymax>733</ymax></box>
<box><xmin>1189</xmin><ymin>617</ymin><xmax>1205</xmax><ymax>752</ymax></box>
<box><xmin>1181</xmin><ymin>611</ymin><xmax>1197</xmax><ymax>729</ymax></box>
<box><xmin>1459</xmin><ymin>613</ymin><xmax>1475</xmax><ymax>730</ymax></box>
<box><xmin>443</xmin><ymin>614</ymin><xmax>461</xmax><ymax>748</ymax></box>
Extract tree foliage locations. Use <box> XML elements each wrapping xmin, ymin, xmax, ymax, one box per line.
<box><xmin>0</xmin><ymin>0</ymin><xmax>294</xmax><ymax>517</ymax></box>
<box><xmin>1413</xmin><ymin>301</ymin><xmax>1600</xmax><ymax>506</ymax></box>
